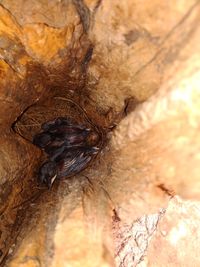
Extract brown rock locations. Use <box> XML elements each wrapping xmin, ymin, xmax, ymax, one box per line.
<box><xmin>0</xmin><ymin>0</ymin><xmax>199</xmax><ymax>267</ymax></box>
<box><xmin>147</xmin><ymin>197</ymin><xmax>200</xmax><ymax>267</ymax></box>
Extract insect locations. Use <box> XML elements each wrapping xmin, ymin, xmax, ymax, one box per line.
<box><xmin>33</xmin><ymin>113</ymin><xmax>102</xmax><ymax>188</ymax></box>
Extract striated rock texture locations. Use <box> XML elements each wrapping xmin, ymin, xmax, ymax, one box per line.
<box><xmin>147</xmin><ymin>197</ymin><xmax>200</xmax><ymax>267</ymax></box>
<box><xmin>0</xmin><ymin>0</ymin><xmax>199</xmax><ymax>267</ymax></box>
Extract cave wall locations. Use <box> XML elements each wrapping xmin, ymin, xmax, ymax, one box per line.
<box><xmin>0</xmin><ymin>0</ymin><xmax>200</xmax><ymax>267</ymax></box>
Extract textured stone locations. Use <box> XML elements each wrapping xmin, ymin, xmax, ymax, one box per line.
<box><xmin>0</xmin><ymin>1</ymin><xmax>199</xmax><ymax>267</ymax></box>
<box><xmin>147</xmin><ymin>197</ymin><xmax>200</xmax><ymax>267</ymax></box>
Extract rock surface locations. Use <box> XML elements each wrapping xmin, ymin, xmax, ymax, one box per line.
<box><xmin>0</xmin><ymin>1</ymin><xmax>199</xmax><ymax>267</ymax></box>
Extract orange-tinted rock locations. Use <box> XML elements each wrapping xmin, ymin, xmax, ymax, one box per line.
<box><xmin>0</xmin><ymin>0</ymin><xmax>199</xmax><ymax>267</ymax></box>
<box><xmin>147</xmin><ymin>197</ymin><xmax>200</xmax><ymax>267</ymax></box>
